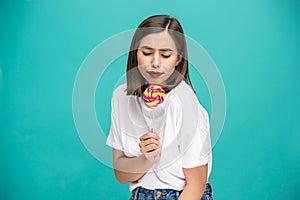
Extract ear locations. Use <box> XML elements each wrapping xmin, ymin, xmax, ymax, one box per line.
<box><xmin>175</xmin><ymin>55</ymin><xmax>182</xmax><ymax>66</ymax></box>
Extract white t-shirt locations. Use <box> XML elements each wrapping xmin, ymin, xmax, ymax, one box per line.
<box><xmin>106</xmin><ymin>80</ymin><xmax>212</xmax><ymax>191</ymax></box>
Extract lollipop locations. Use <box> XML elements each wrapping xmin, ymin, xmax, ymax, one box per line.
<box><xmin>143</xmin><ymin>85</ymin><xmax>166</xmax><ymax>108</ymax></box>
<box><xmin>143</xmin><ymin>85</ymin><xmax>166</xmax><ymax>130</ymax></box>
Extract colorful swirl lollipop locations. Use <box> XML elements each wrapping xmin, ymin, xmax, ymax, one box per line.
<box><xmin>143</xmin><ymin>85</ymin><xmax>166</xmax><ymax>108</ymax></box>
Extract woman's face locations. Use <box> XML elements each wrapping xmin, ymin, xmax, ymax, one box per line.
<box><xmin>137</xmin><ymin>31</ymin><xmax>181</xmax><ymax>85</ymax></box>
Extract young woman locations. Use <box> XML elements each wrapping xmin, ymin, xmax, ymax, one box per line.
<box><xmin>106</xmin><ymin>15</ymin><xmax>213</xmax><ymax>200</ymax></box>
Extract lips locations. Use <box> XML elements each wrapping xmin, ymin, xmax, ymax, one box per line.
<box><xmin>147</xmin><ymin>71</ymin><xmax>163</xmax><ymax>77</ymax></box>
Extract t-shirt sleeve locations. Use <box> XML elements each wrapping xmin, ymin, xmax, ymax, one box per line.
<box><xmin>179</xmin><ymin>104</ymin><xmax>212</xmax><ymax>169</ymax></box>
<box><xmin>106</xmin><ymin>90</ymin><xmax>124</xmax><ymax>151</ymax></box>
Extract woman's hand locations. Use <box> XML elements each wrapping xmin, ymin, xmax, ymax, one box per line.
<box><xmin>139</xmin><ymin>130</ymin><xmax>161</xmax><ymax>163</ymax></box>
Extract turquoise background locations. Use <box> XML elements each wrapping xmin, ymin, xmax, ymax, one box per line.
<box><xmin>1</xmin><ymin>0</ymin><xmax>299</xmax><ymax>199</ymax></box>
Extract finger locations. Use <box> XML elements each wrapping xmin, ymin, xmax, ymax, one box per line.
<box><xmin>139</xmin><ymin>141</ymin><xmax>159</xmax><ymax>153</ymax></box>
<box><xmin>144</xmin><ymin>146</ymin><xmax>158</xmax><ymax>153</ymax></box>
<box><xmin>140</xmin><ymin>143</ymin><xmax>159</xmax><ymax>153</ymax></box>
<box><xmin>147</xmin><ymin>148</ymin><xmax>159</xmax><ymax>154</ymax></box>
<box><xmin>147</xmin><ymin>148</ymin><xmax>160</xmax><ymax>156</ymax></box>
<box><xmin>139</xmin><ymin>139</ymin><xmax>160</xmax><ymax>152</ymax></box>
<box><xmin>152</xmin><ymin>134</ymin><xmax>160</xmax><ymax>140</ymax></box>
<box><xmin>140</xmin><ymin>132</ymin><xmax>160</xmax><ymax>141</ymax></box>
<box><xmin>141</xmin><ymin>138</ymin><xmax>160</xmax><ymax>146</ymax></box>
<box><xmin>140</xmin><ymin>132</ymin><xmax>159</xmax><ymax>141</ymax></box>
<box><xmin>145</xmin><ymin>148</ymin><xmax>161</xmax><ymax>160</ymax></box>
<box><xmin>140</xmin><ymin>131</ymin><xmax>155</xmax><ymax>140</ymax></box>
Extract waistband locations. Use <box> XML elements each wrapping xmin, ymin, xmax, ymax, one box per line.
<box><xmin>131</xmin><ymin>182</ymin><xmax>212</xmax><ymax>199</ymax></box>
<box><xmin>131</xmin><ymin>187</ymin><xmax>181</xmax><ymax>199</ymax></box>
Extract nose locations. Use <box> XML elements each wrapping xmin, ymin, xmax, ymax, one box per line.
<box><xmin>151</xmin><ymin>51</ymin><xmax>160</xmax><ymax>68</ymax></box>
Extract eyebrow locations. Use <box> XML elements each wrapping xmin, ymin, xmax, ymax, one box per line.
<box><xmin>140</xmin><ymin>45</ymin><xmax>174</xmax><ymax>52</ymax></box>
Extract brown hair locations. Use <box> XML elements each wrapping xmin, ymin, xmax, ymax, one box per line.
<box><xmin>126</xmin><ymin>15</ymin><xmax>194</xmax><ymax>96</ymax></box>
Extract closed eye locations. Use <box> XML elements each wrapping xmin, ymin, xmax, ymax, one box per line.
<box><xmin>162</xmin><ymin>54</ymin><xmax>171</xmax><ymax>58</ymax></box>
<box><xmin>142</xmin><ymin>52</ymin><xmax>152</xmax><ymax>56</ymax></box>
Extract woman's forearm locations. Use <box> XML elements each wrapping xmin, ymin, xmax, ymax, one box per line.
<box><xmin>113</xmin><ymin>153</ymin><xmax>155</xmax><ymax>184</ymax></box>
<box><xmin>112</xmin><ymin>132</ymin><xmax>161</xmax><ymax>184</ymax></box>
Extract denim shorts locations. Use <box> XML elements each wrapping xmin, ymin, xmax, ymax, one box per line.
<box><xmin>130</xmin><ymin>182</ymin><xmax>213</xmax><ymax>200</ymax></box>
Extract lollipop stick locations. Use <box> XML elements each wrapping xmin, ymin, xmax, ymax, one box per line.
<box><xmin>152</xmin><ymin>109</ymin><xmax>155</xmax><ymax>132</ymax></box>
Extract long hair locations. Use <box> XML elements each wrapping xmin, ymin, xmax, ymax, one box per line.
<box><xmin>126</xmin><ymin>15</ymin><xmax>194</xmax><ymax>96</ymax></box>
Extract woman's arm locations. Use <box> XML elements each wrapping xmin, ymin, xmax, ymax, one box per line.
<box><xmin>112</xmin><ymin>149</ymin><xmax>156</xmax><ymax>183</ymax></box>
<box><xmin>113</xmin><ymin>131</ymin><xmax>161</xmax><ymax>184</ymax></box>
<box><xmin>178</xmin><ymin>164</ymin><xmax>208</xmax><ymax>200</ymax></box>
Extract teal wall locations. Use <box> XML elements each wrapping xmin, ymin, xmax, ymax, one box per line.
<box><xmin>1</xmin><ymin>0</ymin><xmax>299</xmax><ymax>199</ymax></box>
